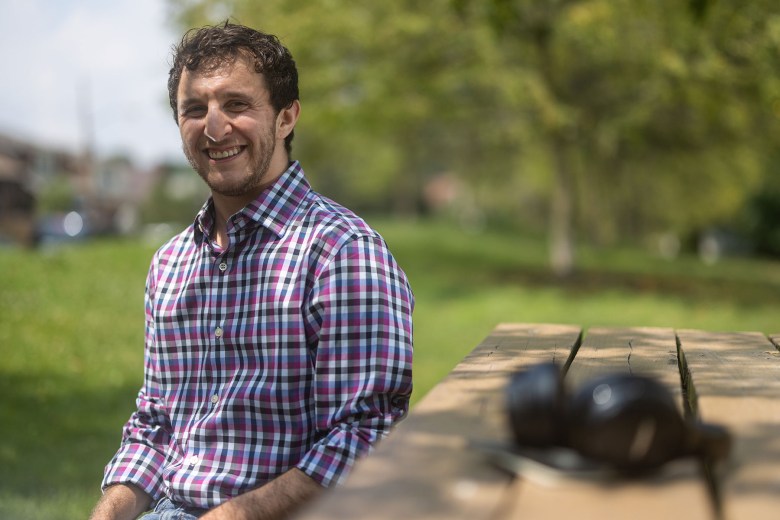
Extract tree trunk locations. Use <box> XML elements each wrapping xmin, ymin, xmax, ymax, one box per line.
<box><xmin>549</xmin><ymin>134</ymin><xmax>575</xmax><ymax>277</ymax></box>
<box><xmin>530</xmin><ymin>17</ymin><xmax>577</xmax><ymax>278</ymax></box>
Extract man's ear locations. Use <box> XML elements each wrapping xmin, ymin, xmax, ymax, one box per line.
<box><xmin>276</xmin><ymin>100</ymin><xmax>301</xmax><ymax>141</ymax></box>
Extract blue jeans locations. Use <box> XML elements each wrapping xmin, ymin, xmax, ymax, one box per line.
<box><xmin>140</xmin><ymin>498</ymin><xmax>209</xmax><ymax>519</ymax></box>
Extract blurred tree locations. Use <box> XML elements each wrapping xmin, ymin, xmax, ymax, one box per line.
<box><xmin>454</xmin><ymin>0</ymin><xmax>779</xmax><ymax>272</ymax></box>
<box><xmin>741</xmin><ymin>154</ymin><xmax>780</xmax><ymax>257</ymax></box>
<box><xmin>170</xmin><ymin>0</ymin><xmax>487</xmax><ymax>216</ymax></box>
<box><xmin>140</xmin><ymin>163</ymin><xmax>210</xmax><ymax>227</ymax></box>
<box><xmin>167</xmin><ymin>0</ymin><xmax>780</xmax><ymax>269</ymax></box>
<box><xmin>36</xmin><ymin>177</ymin><xmax>76</xmax><ymax>214</ymax></box>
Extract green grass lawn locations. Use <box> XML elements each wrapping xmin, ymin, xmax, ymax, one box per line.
<box><xmin>1</xmin><ymin>218</ymin><xmax>778</xmax><ymax>519</ymax></box>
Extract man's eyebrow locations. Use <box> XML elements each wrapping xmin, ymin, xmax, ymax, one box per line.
<box><xmin>221</xmin><ymin>90</ymin><xmax>256</xmax><ymax>101</ymax></box>
<box><xmin>178</xmin><ymin>90</ymin><xmax>257</xmax><ymax>106</ymax></box>
<box><xmin>178</xmin><ymin>97</ymin><xmax>202</xmax><ymax>109</ymax></box>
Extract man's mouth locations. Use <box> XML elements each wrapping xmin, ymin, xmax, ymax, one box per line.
<box><xmin>207</xmin><ymin>146</ymin><xmax>244</xmax><ymax>160</ymax></box>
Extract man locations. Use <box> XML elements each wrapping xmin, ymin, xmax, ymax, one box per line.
<box><xmin>90</xmin><ymin>22</ymin><xmax>414</xmax><ymax>520</ymax></box>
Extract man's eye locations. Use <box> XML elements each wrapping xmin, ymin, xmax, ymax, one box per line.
<box><xmin>227</xmin><ymin>101</ymin><xmax>248</xmax><ymax>111</ymax></box>
<box><xmin>182</xmin><ymin>106</ymin><xmax>206</xmax><ymax>117</ymax></box>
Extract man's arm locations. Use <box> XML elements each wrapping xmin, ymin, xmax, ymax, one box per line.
<box><xmin>89</xmin><ymin>483</ymin><xmax>153</xmax><ymax>520</ymax></box>
<box><xmin>97</xmin><ymin>266</ymin><xmax>170</xmax><ymax>517</ymax></box>
<box><xmin>201</xmin><ymin>468</ymin><xmax>323</xmax><ymax>520</ymax></box>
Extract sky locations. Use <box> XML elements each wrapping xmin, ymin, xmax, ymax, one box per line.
<box><xmin>0</xmin><ymin>0</ymin><xmax>186</xmax><ymax>167</ymax></box>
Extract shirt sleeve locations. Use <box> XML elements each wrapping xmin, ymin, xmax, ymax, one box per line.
<box><xmin>297</xmin><ymin>233</ymin><xmax>414</xmax><ymax>487</ymax></box>
<box><xmin>101</xmin><ymin>262</ymin><xmax>172</xmax><ymax>500</ymax></box>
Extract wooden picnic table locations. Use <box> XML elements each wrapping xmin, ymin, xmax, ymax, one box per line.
<box><xmin>298</xmin><ymin>324</ymin><xmax>780</xmax><ymax>520</ymax></box>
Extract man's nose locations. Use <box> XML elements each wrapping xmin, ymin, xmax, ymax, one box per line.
<box><xmin>204</xmin><ymin>107</ymin><xmax>231</xmax><ymax>143</ymax></box>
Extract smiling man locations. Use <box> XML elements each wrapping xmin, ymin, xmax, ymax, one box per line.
<box><xmin>89</xmin><ymin>22</ymin><xmax>414</xmax><ymax>520</ymax></box>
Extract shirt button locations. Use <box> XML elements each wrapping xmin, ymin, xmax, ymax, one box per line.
<box><xmin>187</xmin><ymin>455</ymin><xmax>199</xmax><ymax>467</ymax></box>
<box><xmin>218</xmin><ymin>262</ymin><xmax>228</xmax><ymax>272</ymax></box>
<box><xmin>215</xmin><ymin>327</ymin><xmax>223</xmax><ymax>338</ymax></box>
<box><xmin>210</xmin><ymin>394</ymin><xmax>219</xmax><ymax>405</ymax></box>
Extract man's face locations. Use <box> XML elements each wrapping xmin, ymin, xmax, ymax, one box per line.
<box><xmin>176</xmin><ymin>57</ymin><xmax>288</xmax><ymax>201</ymax></box>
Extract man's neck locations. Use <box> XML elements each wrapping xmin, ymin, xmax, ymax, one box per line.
<box><xmin>208</xmin><ymin>160</ymin><xmax>293</xmax><ymax>248</ymax></box>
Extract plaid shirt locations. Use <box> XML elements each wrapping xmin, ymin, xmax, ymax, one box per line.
<box><xmin>102</xmin><ymin>162</ymin><xmax>414</xmax><ymax>508</ymax></box>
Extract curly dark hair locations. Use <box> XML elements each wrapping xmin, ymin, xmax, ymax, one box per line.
<box><xmin>168</xmin><ymin>21</ymin><xmax>300</xmax><ymax>154</ymax></box>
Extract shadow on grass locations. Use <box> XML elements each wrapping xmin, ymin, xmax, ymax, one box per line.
<box><xmin>394</xmin><ymin>236</ymin><xmax>780</xmax><ymax>307</ymax></box>
<box><xmin>491</xmin><ymin>266</ymin><xmax>780</xmax><ymax>307</ymax></box>
<box><xmin>0</xmin><ymin>371</ymin><xmax>138</xmax><ymax>497</ymax></box>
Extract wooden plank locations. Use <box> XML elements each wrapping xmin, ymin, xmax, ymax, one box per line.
<box><xmin>676</xmin><ymin>329</ymin><xmax>780</xmax><ymax>520</ymax></box>
<box><xmin>505</xmin><ymin>327</ymin><xmax>714</xmax><ymax>520</ymax></box>
<box><xmin>565</xmin><ymin>326</ymin><xmax>682</xmax><ymax>392</ymax></box>
<box><xmin>297</xmin><ymin>323</ymin><xmax>583</xmax><ymax>520</ymax></box>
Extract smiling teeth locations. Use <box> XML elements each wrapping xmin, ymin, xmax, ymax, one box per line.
<box><xmin>208</xmin><ymin>147</ymin><xmax>241</xmax><ymax>160</ymax></box>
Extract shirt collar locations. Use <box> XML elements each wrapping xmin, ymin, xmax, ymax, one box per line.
<box><xmin>194</xmin><ymin>161</ymin><xmax>311</xmax><ymax>243</ymax></box>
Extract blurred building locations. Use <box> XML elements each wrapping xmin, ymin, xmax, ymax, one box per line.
<box><xmin>0</xmin><ymin>132</ymin><xmax>153</xmax><ymax>247</ymax></box>
<box><xmin>0</xmin><ymin>147</ymin><xmax>34</xmax><ymax>245</ymax></box>
<box><xmin>0</xmin><ymin>134</ymin><xmax>78</xmax><ymax>246</ymax></box>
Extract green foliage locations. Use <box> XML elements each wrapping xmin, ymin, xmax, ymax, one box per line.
<box><xmin>140</xmin><ymin>163</ymin><xmax>210</xmax><ymax>226</ymax></box>
<box><xmin>740</xmin><ymin>166</ymin><xmax>780</xmax><ymax>257</ymax></box>
<box><xmin>1</xmin><ymin>223</ymin><xmax>780</xmax><ymax>518</ymax></box>
<box><xmin>36</xmin><ymin>176</ymin><xmax>77</xmax><ymax>214</ymax></box>
<box><xmin>165</xmin><ymin>0</ymin><xmax>780</xmax><ymax>259</ymax></box>
<box><xmin>169</xmin><ymin>0</ymin><xmax>502</xmax><ymax>213</ymax></box>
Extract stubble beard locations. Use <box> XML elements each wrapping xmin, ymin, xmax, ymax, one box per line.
<box><xmin>184</xmin><ymin>128</ymin><xmax>277</xmax><ymax>198</ymax></box>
